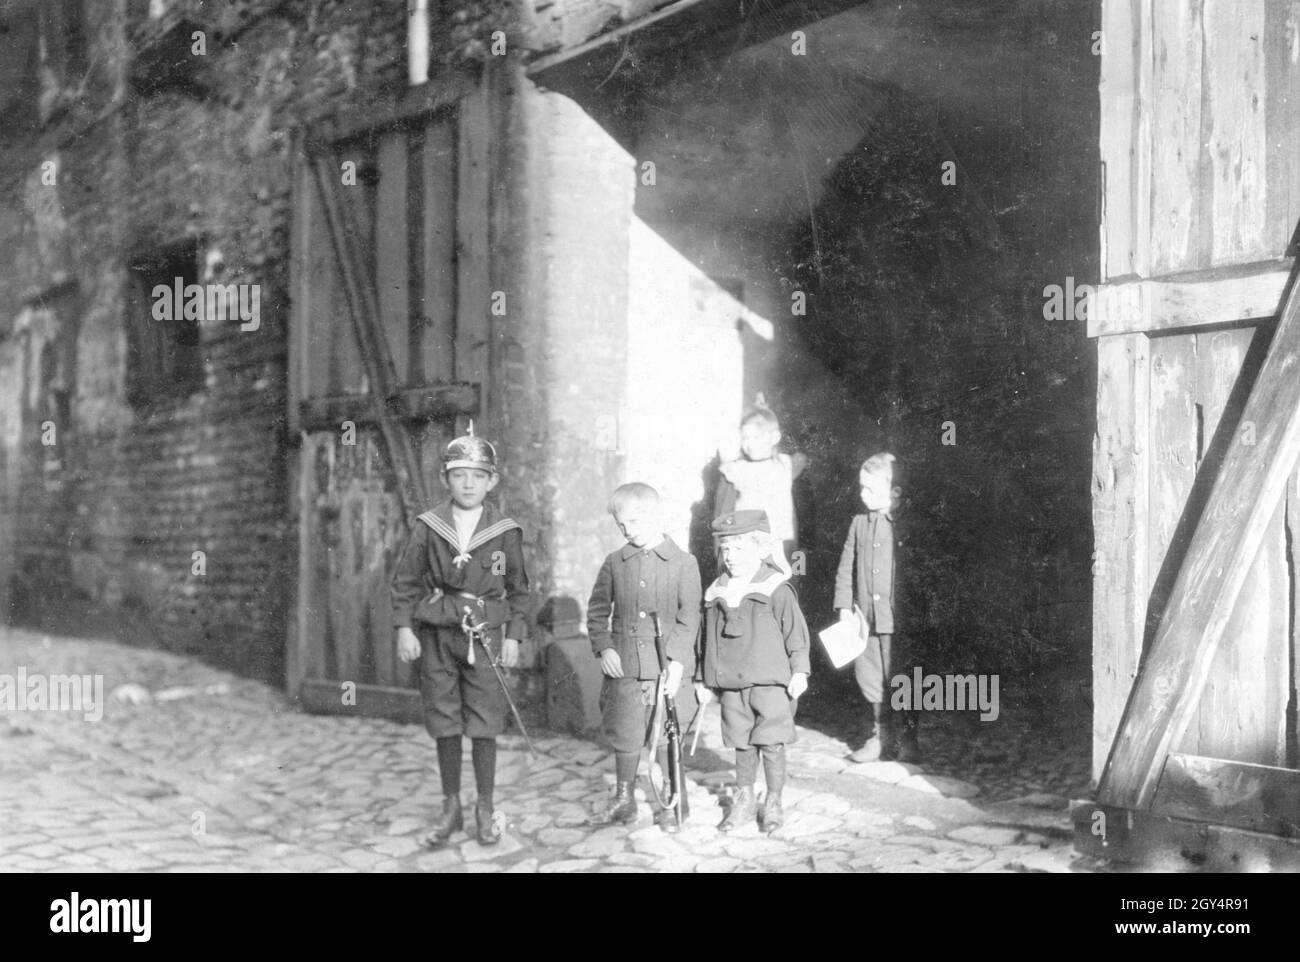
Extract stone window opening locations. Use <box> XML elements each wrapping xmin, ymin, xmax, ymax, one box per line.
<box><xmin>125</xmin><ymin>238</ymin><xmax>204</xmax><ymax>408</ymax></box>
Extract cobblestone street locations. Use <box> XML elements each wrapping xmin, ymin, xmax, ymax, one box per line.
<box><xmin>1</xmin><ymin>628</ymin><xmax>1099</xmax><ymax>873</ymax></box>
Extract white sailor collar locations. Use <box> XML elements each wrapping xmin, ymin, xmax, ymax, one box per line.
<box><xmin>704</xmin><ymin>564</ymin><xmax>788</xmax><ymax>609</ymax></box>
<box><xmin>416</xmin><ymin>500</ymin><xmax>521</xmax><ymax>566</ymax></box>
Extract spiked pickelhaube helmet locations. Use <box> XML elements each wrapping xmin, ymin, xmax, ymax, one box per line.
<box><xmin>441</xmin><ymin>421</ymin><xmax>498</xmax><ymax>473</ymax></box>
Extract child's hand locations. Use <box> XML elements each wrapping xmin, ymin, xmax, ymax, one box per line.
<box><xmin>838</xmin><ymin>608</ymin><xmax>854</xmax><ymax>623</ymax></box>
<box><xmin>665</xmin><ymin>660</ymin><xmax>683</xmax><ymax>696</ymax></box>
<box><xmin>787</xmin><ymin>673</ymin><xmax>808</xmax><ymax>699</ymax></box>
<box><xmin>694</xmin><ymin>683</ymin><xmax>713</xmax><ymax>705</ymax></box>
<box><xmin>599</xmin><ymin>648</ymin><xmax>624</xmax><ymax>678</ymax></box>
<box><xmin>396</xmin><ymin>627</ymin><xmax>421</xmax><ymax>663</ymax></box>
<box><xmin>500</xmin><ymin>638</ymin><xmax>520</xmax><ymax>668</ymax></box>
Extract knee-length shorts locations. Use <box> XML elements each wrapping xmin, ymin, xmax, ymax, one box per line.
<box><xmin>600</xmin><ymin>674</ymin><xmax>699</xmax><ymax>755</ymax></box>
<box><xmin>418</xmin><ymin>625</ymin><xmax>506</xmax><ymax>739</ymax></box>
<box><xmin>720</xmin><ymin>684</ymin><xmax>796</xmax><ymax>748</ymax></box>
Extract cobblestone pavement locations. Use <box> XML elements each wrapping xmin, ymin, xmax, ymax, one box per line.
<box><xmin>0</xmin><ymin>628</ymin><xmax>1104</xmax><ymax>873</ymax></box>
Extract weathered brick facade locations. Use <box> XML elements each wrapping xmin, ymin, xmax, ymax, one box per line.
<box><xmin>0</xmin><ymin>0</ymin><xmax>419</xmax><ymax>682</ymax></box>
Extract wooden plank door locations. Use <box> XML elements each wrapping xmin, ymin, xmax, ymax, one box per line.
<box><xmin>287</xmin><ymin>99</ymin><xmax>488</xmax><ymax>718</ymax></box>
<box><xmin>1097</xmin><ymin>267</ymin><xmax>1300</xmax><ymax>809</ymax></box>
<box><xmin>1144</xmin><ymin>325</ymin><xmax>1291</xmax><ymax>770</ymax></box>
<box><xmin>1092</xmin><ymin>0</ymin><xmax>1300</xmax><ymax>813</ymax></box>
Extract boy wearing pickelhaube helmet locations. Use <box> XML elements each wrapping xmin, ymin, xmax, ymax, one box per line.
<box><xmin>390</xmin><ymin>424</ymin><xmax>530</xmax><ymax>848</ymax></box>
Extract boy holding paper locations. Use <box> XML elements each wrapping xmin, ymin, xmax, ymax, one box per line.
<box><xmin>833</xmin><ymin>452</ymin><xmax>922</xmax><ymax>764</ymax></box>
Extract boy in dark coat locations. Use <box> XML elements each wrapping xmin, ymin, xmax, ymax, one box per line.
<box><xmin>586</xmin><ymin>483</ymin><xmax>701</xmax><ymax>833</ymax></box>
<box><xmin>834</xmin><ymin>452</ymin><xmax>921</xmax><ymax>763</ymax></box>
<box><xmin>391</xmin><ymin>426</ymin><xmax>530</xmax><ymax>848</ymax></box>
<box><xmin>696</xmin><ymin>509</ymin><xmax>810</xmax><ymax>834</ymax></box>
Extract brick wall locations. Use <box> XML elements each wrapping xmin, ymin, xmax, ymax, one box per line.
<box><xmin>0</xmin><ymin>0</ymin><xmax>421</xmax><ymax>683</ymax></box>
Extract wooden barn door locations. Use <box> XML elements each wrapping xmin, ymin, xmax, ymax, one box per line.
<box><xmin>286</xmin><ymin>92</ymin><xmax>491</xmax><ymax>718</ymax></box>
<box><xmin>1086</xmin><ymin>0</ymin><xmax>1300</xmax><ymax>852</ymax></box>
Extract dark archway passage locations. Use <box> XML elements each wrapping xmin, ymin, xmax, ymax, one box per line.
<box><xmin>537</xmin><ymin>0</ymin><xmax>1100</xmax><ymax>798</ymax></box>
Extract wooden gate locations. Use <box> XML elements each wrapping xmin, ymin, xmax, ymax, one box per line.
<box><xmin>1079</xmin><ymin>0</ymin><xmax>1300</xmax><ymax>865</ymax></box>
<box><xmin>286</xmin><ymin>88</ymin><xmax>492</xmax><ymax>718</ymax></box>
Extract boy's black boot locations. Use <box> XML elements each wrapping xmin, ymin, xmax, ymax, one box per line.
<box><xmin>896</xmin><ymin>713</ymin><xmax>923</xmax><ymax>763</ymax></box>
<box><xmin>424</xmin><ymin>796</ymin><xmax>463</xmax><ymax>848</ymax></box>
<box><xmin>589</xmin><ymin>781</ymin><xmax>638</xmax><ymax>826</ymax></box>
<box><xmin>849</xmin><ymin>703</ymin><xmax>884</xmax><ymax>763</ymax></box>
<box><xmin>719</xmin><ymin>786</ymin><xmax>757</xmax><ymax>832</ymax></box>
<box><xmin>719</xmin><ymin>748</ymin><xmax>758</xmax><ymax>832</ymax></box>
<box><xmin>475</xmin><ymin>800</ymin><xmax>500</xmax><ymax>845</ymax></box>
<box><xmin>426</xmin><ymin>736</ymin><xmax>464</xmax><ymax>847</ymax></box>
<box><xmin>877</xmin><ymin>714</ymin><xmax>898</xmax><ymax>761</ymax></box>
<box><xmin>759</xmin><ymin>745</ymin><xmax>786</xmax><ymax>834</ymax></box>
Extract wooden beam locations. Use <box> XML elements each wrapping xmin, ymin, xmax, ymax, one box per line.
<box><xmin>307</xmin><ymin>68</ymin><xmax>476</xmax><ymax>148</ymax></box>
<box><xmin>297</xmin><ymin>678</ymin><xmax>423</xmax><ymax>724</ymax></box>
<box><xmin>1096</xmin><ymin>256</ymin><xmax>1300</xmax><ymax>810</ymax></box>
<box><xmin>1071</xmin><ymin>798</ymin><xmax>1300</xmax><ymax>870</ymax></box>
<box><xmin>1151</xmin><ymin>753</ymin><xmax>1300</xmax><ymax>836</ymax></box>
<box><xmin>526</xmin><ymin>0</ymin><xmax>714</xmax><ymax>76</ymax></box>
<box><xmin>1098</xmin><ymin>0</ymin><xmax>1153</xmax><ymax>281</ymax></box>
<box><xmin>526</xmin><ymin>0</ymin><xmax>866</xmax><ymax>97</ymax></box>
<box><xmin>1091</xmin><ymin>332</ymin><xmax>1150</xmax><ymax>783</ymax></box>
<box><xmin>286</xmin><ymin>139</ymin><xmax>311</xmax><ymax>699</ymax></box>
<box><xmin>1088</xmin><ymin>260</ymin><xmax>1293</xmax><ymax>337</ymax></box>
<box><xmin>376</xmin><ymin>131</ymin><xmax>411</xmax><ymax>386</ymax></box>
<box><xmin>297</xmin><ymin>384</ymin><xmax>479</xmax><ymax>432</ymax></box>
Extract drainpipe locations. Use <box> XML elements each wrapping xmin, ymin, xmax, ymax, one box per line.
<box><xmin>408</xmin><ymin>0</ymin><xmax>430</xmax><ymax>86</ymax></box>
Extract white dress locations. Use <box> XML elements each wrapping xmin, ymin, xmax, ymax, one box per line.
<box><xmin>719</xmin><ymin>455</ymin><xmax>796</xmax><ymax>574</ymax></box>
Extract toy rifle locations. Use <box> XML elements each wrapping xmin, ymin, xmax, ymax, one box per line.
<box><xmin>646</xmin><ymin>612</ymin><xmax>684</xmax><ymax>824</ymax></box>
<box><xmin>460</xmin><ymin>606</ymin><xmax>537</xmax><ymax>759</ymax></box>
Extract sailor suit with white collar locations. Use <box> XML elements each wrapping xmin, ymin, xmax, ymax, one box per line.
<box><xmin>699</xmin><ymin>560</ymin><xmax>811</xmax><ymax>748</ymax></box>
<box><xmin>390</xmin><ymin>499</ymin><xmax>530</xmax><ymax>739</ymax></box>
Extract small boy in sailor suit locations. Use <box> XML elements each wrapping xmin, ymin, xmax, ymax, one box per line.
<box><xmin>390</xmin><ymin>425</ymin><xmax>530</xmax><ymax>848</ymax></box>
<box><xmin>695</xmin><ymin>509</ymin><xmax>810</xmax><ymax>834</ymax></box>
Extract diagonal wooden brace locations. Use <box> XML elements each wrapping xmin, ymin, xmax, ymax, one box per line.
<box><xmin>309</xmin><ymin>153</ymin><xmax>430</xmax><ymax>517</ymax></box>
<box><xmin>1098</xmin><ymin>259</ymin><xmax>1300</xmax><ymax>810</ymax></box>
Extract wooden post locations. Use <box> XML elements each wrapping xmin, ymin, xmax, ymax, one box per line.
<box><xmin>1091</xmin><ymin>332</ymin><xmax>1149</xmax><ymax>783</ymax></box>
<box><xmin>1097</xmin><ymin>263</ymin><xmax>1300</xmax><ymax>809</ymax></box>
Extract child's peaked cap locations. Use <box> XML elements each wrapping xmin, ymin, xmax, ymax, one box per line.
<box><xmin>442</xmin><ymin>421</ymin><xmax>498</xmax><ymax>472</ymax></box>
<box><xmin>711</xmin><ymin>509</ymin><xmax>770</xmax><ymax>539</ymax></box>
